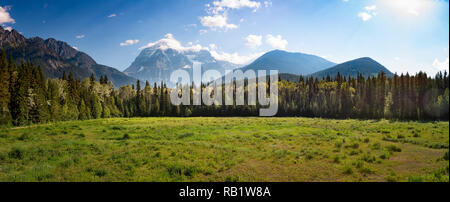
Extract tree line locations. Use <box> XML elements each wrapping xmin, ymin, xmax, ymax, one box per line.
<box><xmin>0</xmin><ymin>50</ymin><xmax>448</xmax><ymax>126</ymax></box>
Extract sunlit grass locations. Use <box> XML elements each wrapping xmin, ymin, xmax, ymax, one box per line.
<box><xmin>0</xmin><ymin>117</ymin><xmax>448</xmax><ymax>182</ymax></box>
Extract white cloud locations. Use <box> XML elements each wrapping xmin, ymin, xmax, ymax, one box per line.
<box><xmin>245</xmin><ymin>34</ymin><xmax>262</xmax><ymax>48</ymax></box>
<box><xmin>433</xmin><ymin>57</ymin><xmax>449</xmax><ymax>71</ymax></box>
<box><xmin>364</xmin><ymin>5</ymin><xmax>376</xmax><ymax>12</ymax></box>
<box><xmin>72</xmin><ymin>46</ymin><xmax>78</xmax><ymax>50</ymax></box>
<box><xmin>358</xmin><ymin>12</ymin><xmax>373</xmax><ymax>21</ymax></box>
<box><xmin>120</xmin><ymin>39</ymin><xmax>139</xmax><ymax>47</ymax></box>
<box><xmin>200</xmin><ymin>15</ymin><xmax>238</xmax><ymax>30</ymax></box>
<box><xmin>108</xmin><ymin>13</ymin><xmax>117</xmax><ymax>18</ymax></box>
<box><xmin>264</xmin><ymin>1</ymin><xmax>272</xmax><ymax>8</ymax></box>
<box><xmin>75</xmin><ymin>35</ymin><xmax>85</xmax><ymax>39</ymax></box>
<box><xmin>0</xmin><ymin>6</ymin><xmax>15</xmax><ymax>24</ymax></box>
<box><xmin>212</xmin><ymin>0</ymin><xmax>261</xmax><ymax>12</ymax></box>
<box><xmin>201</xmin><ymin>0</ymin><xmax>262</xmax><ymax>31</ymax></box>
<box><xmin>358</xmin><ymin>5</ymin><xmax>377</xmax><ymax>21</ymax></box>
<box><xmin>266</xmin><ymin>34</ymin><xmax>288</xmax><ymax>50</ymax></box>
<box><xmin>210</xmin><ymin>50</ymin><xmax>264</xmax><ymax>65</ymax></box>
<box><xmin>199</xmin><ymin>29</ymin><xmax>208</xmax><ymax>35</ymax></box>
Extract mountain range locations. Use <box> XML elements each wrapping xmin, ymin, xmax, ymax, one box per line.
<box><xmin>0</xmin><ymin>27</ymin><xmax>136</xmax><ymax>88</ymax></box>
<box><xmin>1</xmin><ymin>27</ymin><xmax>394</xmax><ymax>87</ymax></box>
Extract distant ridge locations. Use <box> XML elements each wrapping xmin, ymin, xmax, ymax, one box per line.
<box><xmin>310</xmin><ymin>57</ymin><xmax>394</xmax><ymax>78</ymax></box>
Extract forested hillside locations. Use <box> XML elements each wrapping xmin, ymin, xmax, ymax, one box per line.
<box><xmin>0</xmin><ymin>50</ymin><xmax>448</xmax><ymax>126</ymax></box>
<box><xmin>0</xmin><ymin>27</ymin><xmax>136</xmax><ymax>88</ymax></box>
<box><xmin>311</xmin><ymin>57</ymin><xmax>394</xmax><ymax>78</ymax></box>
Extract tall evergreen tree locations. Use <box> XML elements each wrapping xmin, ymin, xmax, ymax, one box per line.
<box><xmin>0</xmin><ymin>51</ymin><xmax>11</xmax><ymax>124</ymax></box>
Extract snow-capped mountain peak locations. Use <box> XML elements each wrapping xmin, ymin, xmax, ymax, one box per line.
<box><xmin>124</xmin><ymin>34</ymin><xmax>239</xmax><ymax>85</ymax></box>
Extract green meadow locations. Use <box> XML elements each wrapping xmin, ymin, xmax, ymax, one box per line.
<box><xmin>0</xmin><ymin>117</ymin><xmax>448</xmax><ymax>182</ymax></box>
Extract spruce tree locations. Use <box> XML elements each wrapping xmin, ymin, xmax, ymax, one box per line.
<box><xmin>0</xmin><ymin>50</ymin><xmax>11</xmax><ymax>124</ymax></box>
<box><xmin>79</xmin><ymin>99</ymin><xmax>91</xmax><ymax>120</ymax></box>
<box><xmin>47</xmin><ymin>79</ymin><xmax>61</xmax><ymax>121</ymax></box>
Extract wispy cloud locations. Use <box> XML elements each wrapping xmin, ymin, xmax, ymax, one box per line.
<box><xmin>358</xmin><ymin>12</ymin><xmax>373</xmax><ymax>21</ymax></box>
<box><xmin>210</xmin><ymin>0</ymin><xmax>261</xmax><ymax>13</ymax></box>
<box><xmin>120</xmin><ymin>39</ymin><xmax>139</xmax><ymax>47</ymax></box>
<box><xmin>185</xmin><ymin>24</ymin><xmax>197</xmax><ymax>28</ymax></box>
<box><xmin>358</xmin><ymin>5</ymin><xmax>377</xmax><ymax>21</ymax></box>
<box><xmin>380</xmin><ymin>0</ymin><xmax>433</xmax><ymax>17</ymax></box>
<box><xmin>264</xmin><ymin>1</ymin><xmax>272</xmax><ymax>8</ymax></box>
<box><xmin>184</xmin><ymin>23</ymin><xmax>197</xmax><ymax>31</ymax></box>
<box><xmin>108</xmin><ymin>13</ymin><xmax>117</xmax><ymax>18</ymax></box>
<box><xmin>364</xmin><ymin>5</ymin><xmax>376</xmax><ymax>12</ymax></box>
<box><xmin>75</xmin><ymin>34</ymin><xmax>85</xmax><ymax>39</ymax></box>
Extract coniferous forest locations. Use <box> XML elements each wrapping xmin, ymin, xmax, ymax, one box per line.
<box><xmin>0</xmin><ymin>50</ymin><xmax>448</xmax><ymax>126</ymax></box>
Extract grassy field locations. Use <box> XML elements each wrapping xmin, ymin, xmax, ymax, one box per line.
<box><xmin>0</xmin><ymin>117</ymin><xmax>448</xmax><ymax>182</ymax></box>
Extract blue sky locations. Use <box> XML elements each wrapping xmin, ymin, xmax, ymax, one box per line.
<box><xmin>1</xmin><ymin>0</ymin><xmax>449</xmax><ymax>75</ymax></box>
